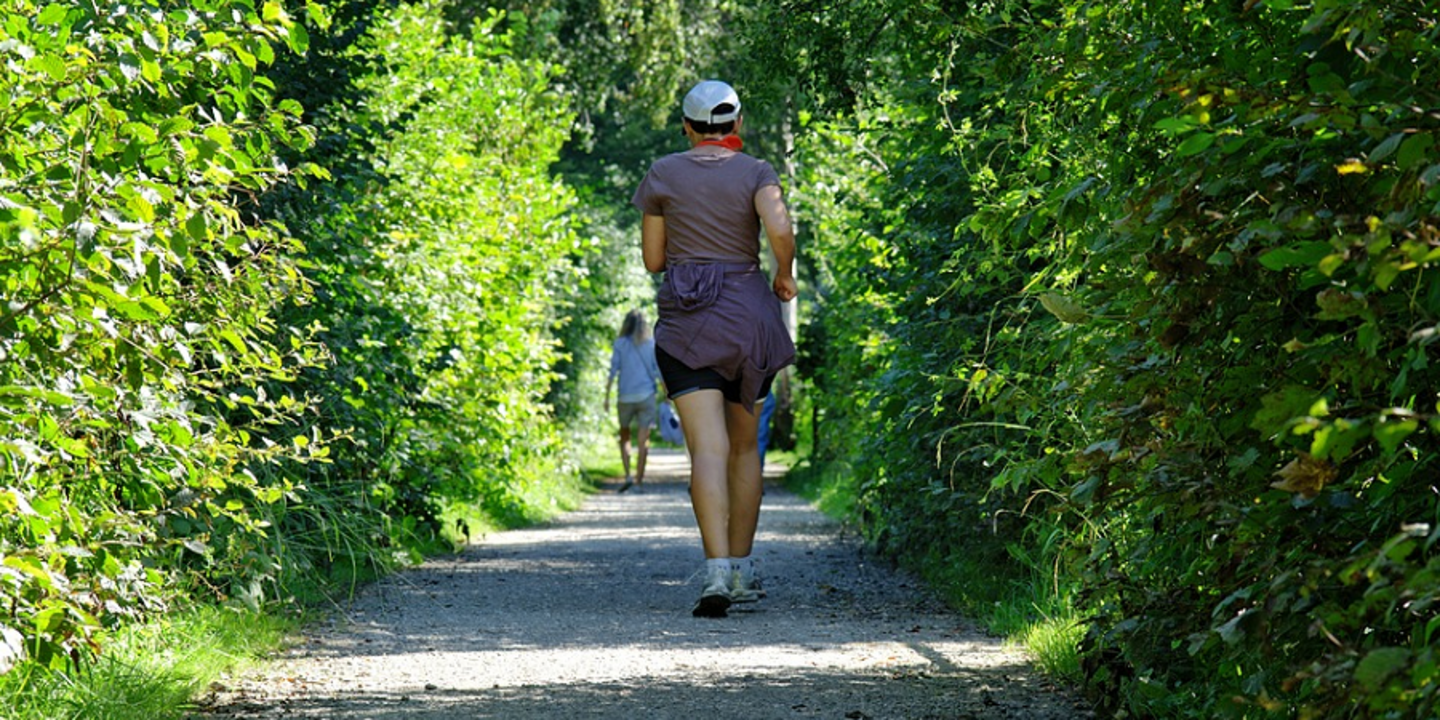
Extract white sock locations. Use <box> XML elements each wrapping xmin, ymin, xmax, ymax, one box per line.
<box><xmin>730</xmin><ymin>556</ymin><xmax>753</xmax><ymax>581</ymax></box>
<box><xmin>706</xmin><ymin>558</ymin><xmax>731</xmax><ymax>576</ymax></box>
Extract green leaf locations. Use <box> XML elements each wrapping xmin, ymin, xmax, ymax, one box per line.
<box><xmin>185</xmin><ymin>212</ymin><xmax>207</xmax><ymax>245</ymax></box>
<box><xmin>1357</xmin><ymin>321</ymin><xmax>1380</xmax><ymax>357</ymax></box>
<box><xmin>253</xmin><ymin>38</ymin><xmax>275</xmax><ymax>65</ymax></box>
<box><xmin>27</xmin><ymin>54</ymin><xmax>66</xmax><ymax>81</ymax></box>
<box><xmin>1039</xmin><ymin>292</ymin><xmax>1088</xmax><ymax>323</ymax></box>
<box><xmin>115</xmin><ymin>301</ymin><xmax>159</xmax><ymax>321</ymax></box>
<box><xmin>1154</xmin><ymin>117</ymin><xmax>1195</xmax><ymax>134</ymax></box>
<box><xmin>1368</xmin><ymin>133</ymin><xmax>1404</xmax><ymax>163</ymax></box>
<box><xmin>120</xmin><ymin>122</ymin><xmax>159</xmax><ymax>144</ymax></box>
<box><xmin>219</xmin><ymin>329</ymin><xmax>248</xmax><ymax>355</ymax></box>
<box><xmin>1310</xmin><ymin>419</ymin><xmax>1366</xmax><ymax>461</ymax></box>
<box><xmin>284</xmin><ymin>23</ymin><xmax>310</xmax><ymax>55</ymax></box>
<box><xmin>1175</xmin><ymin>132</ymin><xmax>1216</xmax><ymax>157</ymax></box>
<box><xmin>0</xmin><ymin>386</ymin><xmax>75</xmax><ymax>407</ymax></box>
<box><xmin>203</xmin><ymin>126</ymin><xmax>233</xmax><ymax>148</ymax></box>
<box><xmin>1355</xmin><ymin>647</ymin><xmax>1411</xmax><ymax>690</ymax></box>
<box><xmin>36</xmin><ymin>4</ymin><xmax>69</xmax><ymax>25</ymax></box>
<box><xmin>1373</xmin><ymin>419</ymin><xmax>1418</xmax><ymax>455</ymax></box>
<box><xmin>1317</xmin><ymin>253</ymin><xmax>1345</xmax><ymax>277</ymax></box>
<box><xmin>1372</xmin><ymin>260</ymin><xmax>1402</xmax><ymax>290</ymax></box>
<box><xmin>34</xmin><ymin>607</ymin><xmax>65</xmax><ymax>633</ymax></box>
<box><xmin>306</xmin><ymin>2</ymin><xmax>332</xmax><ymax>29</ymax></box>
<box><xmin>128</xmin><ymin>192</ymin><xmax>156</xmax><ymax>223</ymax></box>
<box><xmin>1397</xmin><ymin>133</ymin><xmax>1434</xmax><ymax>171</ymax></box>
<box><xmin>1258</xmin><ymin>242</ymin><xmax>1330</xmax><ymax>271</ymax></box>
<box><xmin>141</xmin><ymin>296</ymin><xmax>171</xmax><ymax>317</ymax></box>
<box><xmin>5</xmin><ymin>556</ymin><xmax>53</xmax><ymax>586</ymax></box>
<box><xmin>1215</xmin><ymin>609</ymin><xmax>1256</xmax><ymax>644</ymax></box>
<box><xmin>1251</xmin><ymin>386</ymin><xmax>1320</xmax><ymax>437</ymax></box>
<box><xmin>158</xmin><ymin>117</ymin><xmax>196</xmax><ymax>137</ymax></box>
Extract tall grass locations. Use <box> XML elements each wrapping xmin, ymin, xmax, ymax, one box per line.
<box><xmin>780</xmin><ymin>457</ymin><xmax>859</xmax><ymax>520</ymax></box>
<box><xmin>0</xmin><ymin>605</ymin><xmax>293</xmax><ymax>720</ymax></box>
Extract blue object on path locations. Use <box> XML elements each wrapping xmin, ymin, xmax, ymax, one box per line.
<box><xmin>658</xmin><ymin>401</ymin><xmax>684</xmax><ymax>446</ymax></box>
<box><xmin>757</xmin><ymin>392</ymin><xmax>777</xmax><ymax>465</ymax></box>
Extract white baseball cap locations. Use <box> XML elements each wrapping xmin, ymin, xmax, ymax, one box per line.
<box><xmin>682</xmin><ymin>80</ymin><xmax>741</xmax><ymax>124</ymax></box>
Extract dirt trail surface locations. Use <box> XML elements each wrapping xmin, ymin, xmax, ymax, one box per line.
<box><xmin>201</xmin><ymin>449</ymin><xmax>1092</xmax><ymax>719</ymax></box>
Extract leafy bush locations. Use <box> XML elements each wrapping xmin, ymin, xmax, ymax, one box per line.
<box><xmin>258</xmin><ymin>0</ymin><xmax>590</xmax><ymax>587</ymax></box>
<box><xmin>1</xmin><ymin>0</ymin><xmax>598</xmax><ymax>677</ymax></box>
<box><xmin>0</xmin><ymin>0</ymin><xmax>321</xmax><ymax>670</ymax></box>
<box><xmin>763</xmin><ymin>0</ymin><xmax>1439</xmax><ymax>716</ymax></box>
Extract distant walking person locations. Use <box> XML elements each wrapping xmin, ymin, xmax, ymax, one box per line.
<box><xmin>632</xmin><ymin>80</ymin><xmax>797</xmax><ymax>617</ymax></box>
<box><xmin>605</xmin><ymin>309</ymin><xmax>663</xmax><ymax>493</ymax></box>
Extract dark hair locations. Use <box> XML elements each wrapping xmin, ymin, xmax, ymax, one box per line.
<box><xmin>684</xmin><ymin>102</ymin><xmax>737</xmax><ymax>135</ymax></box>
<box><xmin>619</xmin><ymin>309</ymin><xmax>648</xmax><ymax>343</ymax></box>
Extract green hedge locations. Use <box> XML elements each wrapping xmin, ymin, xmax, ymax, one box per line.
<box><xmin>262</xmin><ymin>1</ymin><xmax>585</xmax><ymax>569</ymax></box>
<box><xmin>769</xmin><ymin>0</ymin><xmax>1439</xmax><ymax>716</ymax></box>
<box><xmin>0</xmin><ymin>0</ymin><xmax>320</xmax><ymax>670</ymax></box>
<box><xmin>1</xmin><ymin>0</ymin><xmax>596</xmax><ymax>675</ymax></box>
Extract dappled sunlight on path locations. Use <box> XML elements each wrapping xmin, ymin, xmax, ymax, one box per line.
<box><xmin>202</xmin><ymin>448</ymin><xmax>1089</xmax><ymax>719</ymax></box>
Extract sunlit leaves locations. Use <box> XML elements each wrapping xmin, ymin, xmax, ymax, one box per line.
<box><xmin>256</xmin><ymin>0</ymin><xmax>585</xmax><ymax>567</ymax></box>
<box><xmin>0</xmin><ymin>0</ymin><xmax>325</xmax><ymax>672</ymax></box>
<box><xmin>1257</xmin><ymin>241</ymin><xmax>1332</xmax><ymax>271</ymax></box>
<box><xmin>1038</xmin><ymin>292</ymin><xmax>1089</xmax><ymax>324</ymax></box>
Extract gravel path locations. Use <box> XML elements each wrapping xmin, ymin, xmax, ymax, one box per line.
<box><xmin>199</xmin><ymin>449</ymin><xmax>1093</xmax><ymax>719</ymax></box>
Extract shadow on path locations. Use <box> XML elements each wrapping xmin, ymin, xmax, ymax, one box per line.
<box><xmin>200</xmin><ymin>448</ymin><xmax>1090</xmax><ymax>719</ymax></box>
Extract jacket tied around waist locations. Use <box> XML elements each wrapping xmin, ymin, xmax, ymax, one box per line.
<box><xmin>654</xmin><ymin>261</ymin><xmax>795</xmax><ymax>410</ymax></box>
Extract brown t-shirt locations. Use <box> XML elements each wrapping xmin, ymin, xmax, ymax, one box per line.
<box><xmin>631</xmin><ymin>150</ymin><xmax>794</xmax><ymax>408</ymax></box>
<box><xmin>631</xmin><ymin>151</ymin><xmax>781</xmax><ymax>263</ymax></box>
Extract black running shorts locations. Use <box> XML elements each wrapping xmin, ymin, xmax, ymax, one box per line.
<box><xmin>656</xmin><ymin>346</ymin><xmax>773</xmax><ymax>405</ymax></box>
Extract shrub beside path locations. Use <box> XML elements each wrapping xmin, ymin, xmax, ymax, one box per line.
<box><xmin>199</xmin><ymin>448</ymin><xmax>1092</xmax><ymax>719</ymax></box>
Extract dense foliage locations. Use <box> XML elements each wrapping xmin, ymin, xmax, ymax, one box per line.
<box><xmin>7</xmin><ymin>0</ymin><xmax>1436</xmax><ymax>717</ymax></box>
<box><xmin>763</xmin><ymin>0</ymin><xmax>1439</xmax><ymax>717</ymax></box>
<box><xmin>0</xmin><ymin>0</ymin><xmax>322</xmax><ymax>671</ymax></box>
<box><xmin>261</xmin><ymin>0</ymin><xmax>585</xmax><ymax>574</ymax></box>
<box><xmin>0</xmin><ymin>0</ymin><xmax>600</xmax><ymax>677</ymax></box>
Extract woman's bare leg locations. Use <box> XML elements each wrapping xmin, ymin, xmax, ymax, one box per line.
<box><xmin>673</xmin><ymin>390</ymin><xmax>731</xmax><ymax>559</ymax></box>
<box><xmin>724</xmin><ymin>400</ymin><xmax>764</xmax><ymax>557</ymax></box>
<box><xmin>618</xmin><ymin>425</ymin><xmax>633</xmax><ymax>480</ymax></box>
<box><xmin>636</xmin><ymin>423</ymin><xmax>652</xmax><ymax>483</ymax></box>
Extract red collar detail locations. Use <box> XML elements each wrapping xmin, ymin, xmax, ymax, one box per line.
<box><xmin>696</xmin><ymin>136</ymin><xmax>743</xmax><ymax>151</ymax></box>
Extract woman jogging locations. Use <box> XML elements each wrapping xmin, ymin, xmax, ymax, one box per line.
<box><xmin>632</xmin><ymin>80</ymin><xmax>797</xmax><ymax>617</ymax></box>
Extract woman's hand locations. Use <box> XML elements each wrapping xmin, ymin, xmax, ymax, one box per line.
<box><xmin>773</xmin><ymin>273</ymin><xmax>797</xmax><ymax>302</ymax></box>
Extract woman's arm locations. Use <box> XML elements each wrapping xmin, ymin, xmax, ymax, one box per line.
<box><xmin>642</xmin><ymin>214</ymin><xmax>668</xmax><ymax>273</ymax></box>
<box><xmin>755</xmin><ymin>185</ymin><xmax>797</xmax><ymax>301</ymax></box>
<box><xmin>605</xmin><ymin>348</ymin><xmax>618</xmax><ymax>410</ymax></box>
